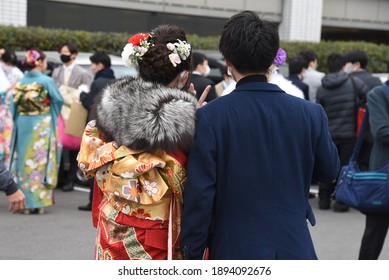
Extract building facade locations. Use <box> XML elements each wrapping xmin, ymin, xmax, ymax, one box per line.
<box><xmin>1</xmin><ymin>0</ymin><xmax>389</xmax><ymax>43</ymax></box>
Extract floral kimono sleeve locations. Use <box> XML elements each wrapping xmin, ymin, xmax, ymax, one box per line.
<box><xmin>77</xmin><ymin>120</ymin><xmax>117</xmax><ymax>177</ymax></box>
<box><xmin>45</xmin><ymin>77</ymin><xmax>64</xmax><ymax>128</ymax></box>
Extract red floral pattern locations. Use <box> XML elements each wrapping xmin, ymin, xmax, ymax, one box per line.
<box><xmin>135</xmin><ymin>163</ymin><xmax>154</xmax><ymax>174</ymax></box>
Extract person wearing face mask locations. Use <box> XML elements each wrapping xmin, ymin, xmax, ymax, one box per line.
<box><xmin>10</xmin><ymin>50</ymin><xmax>64</xmax><ymax>214</ymax></box>
<box><xmin>344</xmin><ymin>50</ymin><xmax>382</xmax><ymax>173</ymax></box>
<box><xmin>288</xmin><ymin>55</ymin><xmax>309</xmax><ymax>100</ymax></box>
<box><xmin>345</xmin><ymin>50</ymin><xmax>382</xmax><ymax>90</ymax></box>
<box><xmin>316</xmin><ymin>53</ymin><xmax>369</xmax><ymax>212</ymax></box>
<box><xmin>52</xmin><ymin>43</ymin><xmax>92</xmax><ymax>192</ymax></box>
<box><xmin>189</xmin><ymin>52</ymin><xmax>218</xmax><ymax>102</ymax></box>
<box><xmin>77</xmin><ymin>25</ymin><xmax>209</xmax><ymax>259</ymax></box>
<box><xmin>215</xmin><ymin>65</ymin><xmax>234</xmax><ymax>97</ymax></box>
<box><xmin>53</xmin><ymin>43</ymin><xmax>92</xmax><ymax>90</ymax></box>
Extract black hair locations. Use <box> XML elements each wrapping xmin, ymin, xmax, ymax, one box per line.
<box><xmin>139</xmin><ymin>24</ymin><xmax>191</xmax><ymax>86</ymax></box>
<box><xmin>58</xmin><ymin>42</ymin><xmax>78</xmax><ymax>54</ymax></box>
<box><xmin>90</xmin><ymin>52</ymin><xmax>111</xmax><ymax>68</ymax></box>
<box><xmin>1</xmin><ymin>50</ymin><xmax>17</xmax><ymax>66</ymax></box>
<box><xmin>23</xmin><ymin>50</ymin><xmax>46</xmax><ymax>70</ymax></box>
<box><xmin>219</xmin><ymin>64</ymin><xmax>228</xmax><ymax>77</ymax></box>
<box><xmin>219</xmin><ymin>10</ymin><xmax>279</xmax><ymax>74</ymax></box>
<box><xmin>288</xmin><ymin>56</ymin><xmax>307</xmax><ymax>76</ymax></box>
<box><xmin>191</xmin><ymin>52</ymin><xmax>207</xmax><ymax>69</ymax></box>
<box><xmin>299</xmin><ymin>50</ymin><xmax>317</xmax><ymax>67</ymax></box>
<box><xmin>327</xmin><ymin>53</ymin><xmax>345</xmax><ymax>73</ymax></box>
<box><xmin>345</xmin><ymin>50</ymin><xmax>368</xmax><ymax>69</ymax></box>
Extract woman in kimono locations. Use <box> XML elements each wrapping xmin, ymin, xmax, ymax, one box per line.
<box><xmin>77</xmin><ymin>25</ymin><xmax>208</xmax><ymax>259</ymax></box>
<box><xmin>0</xmin><ymin>67</ymin><xmax>12</xmax><ymax>166</ymax></box>
<box><xmin>10</xmin><ymin>50</ymin><xmax>63</xmax><ymax>214</ymax></box>
<box><xmin>0</xmin><ymin>49</ymin><xmax>23</xmax><ymax>167</ymax></box>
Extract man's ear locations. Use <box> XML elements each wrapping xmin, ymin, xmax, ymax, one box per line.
<box><xmin>225</xmin><ymin>59</ymin><xmax>232</xmax><ymax>68</ymax></box>
<box><xmin>97</xmin><ymin>63</ymin><xmax>105</xmax><ymax>71</ymax></box>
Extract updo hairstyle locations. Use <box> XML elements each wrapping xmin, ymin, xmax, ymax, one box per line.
<box><xmin>139</xmin><ymin>25</ymin><xmax>191</xmax><ymax>86</ymax></box>
<box><xmin>23</xmin><ymin>50</ymin><xmax>46</xmax><ymax>70</ymax></box>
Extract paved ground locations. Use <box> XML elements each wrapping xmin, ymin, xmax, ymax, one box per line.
<box><xmin>0</xmin><ymin>185</ymin><xmax>95</xmax><ymax>260</ymax></box>
<box><xmin>0</xmin><ymin>185</ymin><xmax>388</xmax><ymax>260</ymax></box>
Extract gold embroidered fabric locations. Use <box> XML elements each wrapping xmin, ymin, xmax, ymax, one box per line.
<box><xmin>13</xmin><ymin>82</ymin><xmax>51</xmax><ymax>115</ymax></box>
<box><xmin>78</xmin><ymin>120</ymin><xmax>186</xmax><ymax>259</ymax></box>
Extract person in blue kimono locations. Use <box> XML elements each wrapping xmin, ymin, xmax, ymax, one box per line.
<box><xmin>10</xmin><ymin>50</ymin><xmax>63</xmax><ymax>214</ymax></box>
<box><xmin>180</xmin><ymin>11</ymin><xmax>340</xmax><ymax>260</ymax></box>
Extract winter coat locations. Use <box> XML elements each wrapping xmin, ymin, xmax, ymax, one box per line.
<box><xmin>181</xmin><ymin>75</ymin><xmax>340</xmax><ymax>260</ymax></box>
<box><xmin>80</xmin><ymin>68</ymin><xmax>116</xmax><ymax>122</ymax></box>
<box><xmin>352</xmin><ymin>70</ymin><xmax>382</xmax><ymax>91</ymax></box>
<box><xmin>316</xmin><ymin>72</ymin><xmax>369</xmax><ymax>139</ymax></box>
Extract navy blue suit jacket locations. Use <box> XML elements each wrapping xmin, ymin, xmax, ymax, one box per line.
<box><xmin>180</xmin><ymin>78</ymin><xmax>339</xmax><ymax>260</ymax></box>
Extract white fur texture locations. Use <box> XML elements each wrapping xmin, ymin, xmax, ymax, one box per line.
<box><xmin>95</xmin><ymin>77</ymin><xmax>198</xmax><ymax>152</ymax></box>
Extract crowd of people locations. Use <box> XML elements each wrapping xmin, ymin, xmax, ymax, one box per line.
<box><xmin>1</xmin><ymin>9</ymin><xmax>389</xmax><ymax>260</ymax></box>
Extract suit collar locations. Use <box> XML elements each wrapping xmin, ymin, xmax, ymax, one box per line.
<box><xmin>236</xmin><ymin>74</ymin><xmax>267</xmax><ymax>86</ymax></box>
<box><xmin>234</xmin><ymin>79</ymin><xmax>284</xmax><ymax>93</ymax></box>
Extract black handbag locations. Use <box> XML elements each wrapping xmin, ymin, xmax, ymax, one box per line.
<box><xmin>335</xmin><ymin>93</ymin><xmax>389</xmax><ymax>213</ymax></box>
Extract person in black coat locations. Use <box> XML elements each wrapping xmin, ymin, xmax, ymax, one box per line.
<box><xmin>345</xmin><ymin>50</ymin><xmax>382</xmax><ymax>90</ymax></box>
<box><xmin>288</xmin><ymin>55</ymin><xmax>309</xmax><ymax>100</ymax></box>
<box><xmin>188</xmin><ymin>52</ymin><xmax>217</xmax><ymax>103</ymax></box>
<box><xmin>78</xmin><ymin>52</ymin><xmax>116</xmax><ymax>211</ymax></box>
<box><xmin>345</xmin><ymin>50</ymin><xmax>383</xmax><ymax>172</ymax></box>
<box><xmin>316</xmin><ymin>53</ymin><xmax>369</xmax><ymax>212</ymax></box>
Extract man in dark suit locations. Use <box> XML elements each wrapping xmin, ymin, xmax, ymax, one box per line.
<box><xmin>180</xmin><ymin>11</ymin><xmax>340</xmax><ymax>260</ymax></box>
<box><xmin>288</xmin><ymin>55</ymin><xmax>310</xmax><ymax>100</ymax></box>
<box><xmin>188</xmin><ymin>52</ymin><xmax>218</xmax><ymax>102</ymax></box>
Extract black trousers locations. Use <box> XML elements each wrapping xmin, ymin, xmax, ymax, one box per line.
<box><xmin>57</xmin><ymin>149</ymin><xmax>79</xmax><ymax>187</ymax></box>
<box><xmin>87</xmin><ymin>177</ymin><xmax>94</xmax><ymax>204</ymax></box>
<box><xmin>359</xmin><ymin>213</ymin><xmax>389</xmax><ymax>259</ymax></box>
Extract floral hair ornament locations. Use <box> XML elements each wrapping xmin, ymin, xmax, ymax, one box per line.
<box><xmin>166</xmin><ymin>39</ymin><xmax>191</xmax><ymax>67</ymax></box>
<box><xmin>267</xmin><ymin>47</ymin><xmax>287</xmax><ymax>77</ymax></box>
<box><xmin>121</xmin><ymin>33</ymin><xmax>153</xmax><ymax>67</ymax></box>
<box><xmin>273</xmin><ymin>48</ymin><xmax>287</xmax><ymax>67</ymax></box>
<box><xmin>24</xmin><ymin>50</ymin><xmax>41</xmax><ymax>67</ymax></box>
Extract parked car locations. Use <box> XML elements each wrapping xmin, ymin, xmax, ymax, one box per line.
<box><xmin>372</xmin><ymin>73</ymin><xmax>388</xmax><ymax>83</ymax></box>
<box><xmin>15</xmin><ymin>51</ymin><xmax>138</xmax><ymax>78</ymax></box>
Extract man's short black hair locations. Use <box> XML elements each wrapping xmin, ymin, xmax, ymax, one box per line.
<box><xmin>58</xmin><ymin>42</ymin><xmax>78</xmax><ymax>54</ymax></box>
<box><xmin>327</xmin><ymin>53</ymin><xmax>345</xmax><ymax>73</ymax></box>
<box><xmin>191</xmin><ymin>52</ymin><xmax>207</xmax><ymax>69</ymax></box>
<box><xmin>288</xmin><ymin>56</ymin><xmax>307</xmax><ymax>76</ymax></box>
<box><xmin>1</xmin><ymin>50</ymin><xmax>17</xmax><ymax>65</ymax></box>
<box><xmin>219</xmin><ymin>10</ymin><xmax>279</xmax><ymax>74</ymax></box>
<box><xmin>345</xmin><ymin>50</ymin><xmax>368</xmax><ymax>69</ymax></box>
<box><xmin>90</xmin><ymin>52</ymin><xmax>111</xmax><ymax>68</ymax></box>
<box><xmin>299</xmin><ymin>50</ymin><xmax>317</xmax><ymax>66</ymax></box>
